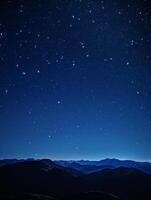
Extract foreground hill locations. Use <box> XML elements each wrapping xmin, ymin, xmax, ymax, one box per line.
<box><xmin>0</xmin><ymin>160</ymin><xmax>79</xmax><ymax>197</ymax></box>
<box><xmin>62</xmin><ymin>191</ymin><xmax>121</xmax><ymax>200</ymax></box>
<box><xmin>80</xmin><ymin>167</ymin><xmax>151</xmax><ymax>200</ymax></box>
<box><xmin>0</xmin><ymin>193</ymin><xmax>57</xmax><ymax>200</ymax></box>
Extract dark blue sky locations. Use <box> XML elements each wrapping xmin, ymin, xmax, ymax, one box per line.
<box><xmin>0</xmin><ymin>0</ymin><xmax>151</xmax><ymax>161</ymax></box>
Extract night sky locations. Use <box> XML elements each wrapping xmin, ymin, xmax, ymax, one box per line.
<box><xmin>0</xmin><ymin>0</ymin><xmax>151</xmax><ymax>161</ymax></box>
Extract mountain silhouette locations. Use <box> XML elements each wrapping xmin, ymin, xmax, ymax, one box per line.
<box><xmin>0</xmin><ymin>160</ymin><xmax>79</xmax><ymax>197</ymax></box>
<box><xmin>80</xmin><ymin>167</ymin><xmax>151</xmax><ymax>200</ymax></box>
<box><xmin>0</xmin><ymin>159</ymin><xmax>151</xmax><ymax>200</ymax></box>
<box><xmin>58</xmin><ymin>162</ymin><xmax>114</xmax><ymax>174</ymax></box>
<box><xmin>56</xmin><ymin>158</ymin><xmax>151</xmax><ymax>174</ymax></box>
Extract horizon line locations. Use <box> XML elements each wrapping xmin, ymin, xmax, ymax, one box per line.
<box><xmin>0</xmin><ymin>157</ymin><xmax>151</xmax><ymax>163</ymax></box>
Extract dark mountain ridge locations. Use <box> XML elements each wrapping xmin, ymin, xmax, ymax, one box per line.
<box><xmin>55</xmin><ymin>158</ymin><xmax>151</xmax><ymax>174</ymax></box>
<box><xmin>0</xmin><ymin>159</ymin><xmax>151</xmax><ymax>200</ymax></box>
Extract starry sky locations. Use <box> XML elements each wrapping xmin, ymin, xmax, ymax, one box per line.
<box><xmin>0</xmin><ymin>0</ymin><xmax>151</xmax><ymax>161</ymax></box>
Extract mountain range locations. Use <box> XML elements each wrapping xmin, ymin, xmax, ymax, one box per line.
<box><xmin>0</xmin><ymin>158</ymin><xmax>151</xmax><ymax>200</ymax></box>
<box><xmin>55</xmin><ymin>158</ymin><xmax>151</xmax><ymax>174</ymax></box>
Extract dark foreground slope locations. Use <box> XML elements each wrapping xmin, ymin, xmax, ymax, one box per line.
<box><xmin>0</xmin><ymin>160</ymin><xmax>78</xmax><ymax>197</ymax></box>
<box><xmin>62</xmin><ymin>191</ymin><xmax>121</xmax><ymax>200</ymax></box>
<box><xmin>0</xmin><ymin>159</ymin><xmax>151</xmax><ymax>200</ymax></box>
<box><xmin>0</xmin><ymin>193</ymin><xmax>56</xmax><ymax>200</ymax></box>
<box><xmin>80</xmin><ymin>167</ymin><xmax>151</xmax><ymax>200</ymax></box>
<box><xmin>0</xmin><ymin>192</ymin><xmax>121</xmax><ymax>200</ymax></box>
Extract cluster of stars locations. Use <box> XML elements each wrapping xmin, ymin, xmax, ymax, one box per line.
<box><xmin>0</xmin><ymin>0</ymin><xmax>151</xmax><ymax>160</ymax></box>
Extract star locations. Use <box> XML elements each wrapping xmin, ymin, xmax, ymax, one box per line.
<box><xmin>60</xmin><ymin>55</ymin><xmax>64</xmax><ymax>60</ymax></box>
<box><xmin>76</xmin><ymin>125</ymin><xmax>80</xmax><ymax>129</ymax></box>
<box><xmin>46</xmin><ymin>60</ymin><xmax>51</xmax><ymax>65</ymax></box>
<box><xmin>5</xmin><ymin>89</ymin><xmax>8</xmax><ymax>94</ymax></box>
<box><xmin>37</xmin><ymin>34</ymin><xmax>40</xmax><ymax>38</ymax></box>
<box><xmin>46</xmin><ymin>36</ymin><xmax>50</xmax><ymax>40</ymax></box>
<box><xmin>130</xmin><ymin>40</ymin><xmax>135</xmax><ymax>46</ymax></box>
<box><xmin>22</xmin><ymin>71</ymin><xmax>26</xmax><ymax>75</ymax></box>
<box><xmin>72</xmin><ymin>61</ymin><xmax>76</xmax><ymax>67</ymax></box>
<box><xmin>57</xmin><ymin>100</ymin><xmax>61</xmax><ymax>104</ymax></box>
<box><xmin>0</xmin><ymin>0</ymin><xmax>150</xmax><ymax>162</ymax></box>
